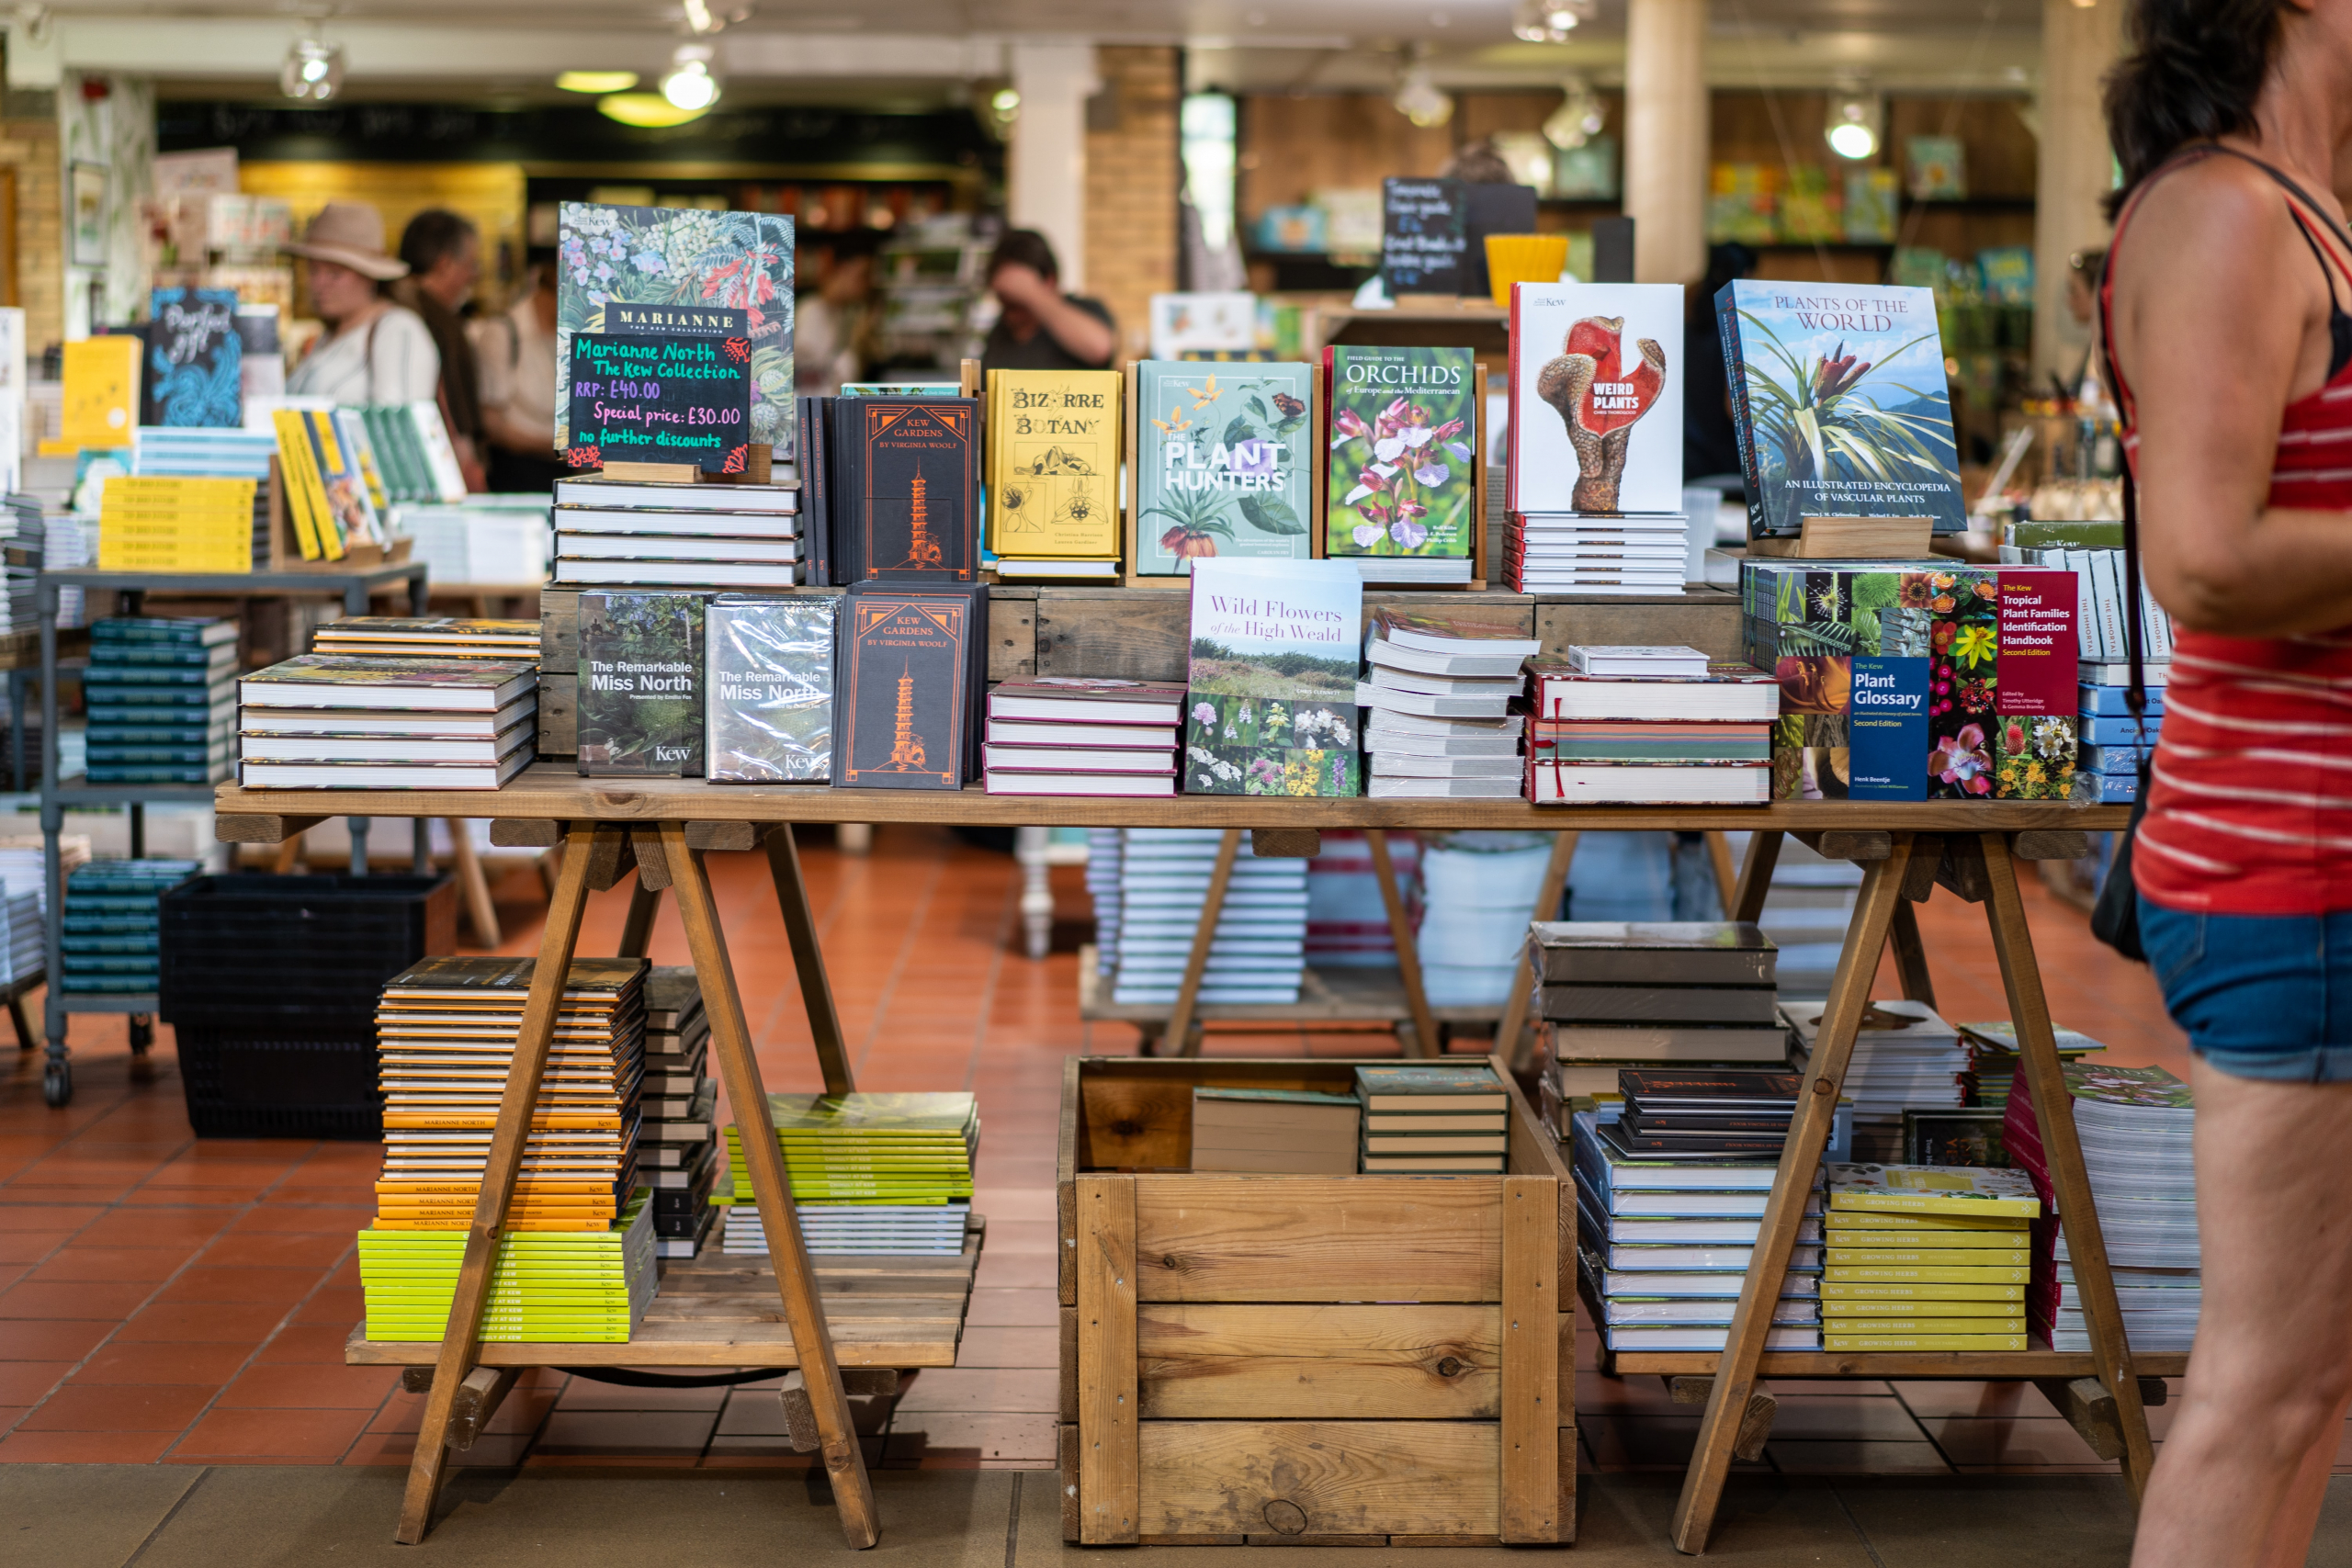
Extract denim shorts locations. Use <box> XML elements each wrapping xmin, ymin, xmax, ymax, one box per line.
<box><xmin>2138</xmin><ymin>896</ymin><xmax>2352</xmax><ymax>1081</ymax></box>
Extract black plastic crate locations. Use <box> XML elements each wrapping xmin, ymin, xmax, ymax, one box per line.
<box><xmin>159</xmin><ymin>874</ymin><xmax>456</xmax><ymax>1024</ymax></box>
<box><xmin>174</xmin><ymin>1025</ymin><xmax>382</xmax><ymax>1139</ymax></box>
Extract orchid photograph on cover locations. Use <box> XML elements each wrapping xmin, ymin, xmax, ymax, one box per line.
<box><xmin>1717</xmin><ymin>279</ymin><xmax>1964</xmax><ymax>536</ymax></box>
<box><xmin>556</xmin><ymin>202</ymin><xmax>795</xmax><ymax>459</ymax></box>
<box><xmin>1324</xmin><ymin>345</ymin><xmax>1476</xmax><ymax>559</ymax></box>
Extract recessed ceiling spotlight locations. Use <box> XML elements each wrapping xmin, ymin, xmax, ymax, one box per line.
<box><xmin>660</xmin><ymin>44</ymin><xmax>720</xmax><ymax>111</ymax></box>
<box><xmin>280</xmin><ymin>29</ymin><xmax>343</xmax><ymax>101</ymax></box>
<box><xmin>1826</xmin><ymin>87</ymin><xmax>1882</xmax><ymax>160</ymax></box>
<box><xmin>556</xmin><ymin>70</ymin><xmax>639</xmax><ymax>94</ymax></box>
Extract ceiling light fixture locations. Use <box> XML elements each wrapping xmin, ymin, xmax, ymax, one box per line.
<box><xmin>1825</xmin><ymin>87</ymin><xmax>1882</xmax><ymax>160</ymax></box>
<box><xmin>1392</xmin><ymin>46</ymin><xmax>1453</xmax><ymax>128</ymax></box>
<box><xmin>556</xmin><ymin>70</ymin><xmax>639</xmax><ymax>94</ymax></box>
<box><xmin>597</xmin><ymin>92</ymin><xmax>710</xmax><ymax>128</ymax></box>
<box><xmin>660</xmin><ymin>45</ymin><xmax>719</xmax><ymax>112</ymax></box>
<box><xmin>1512</xmin><ymin>0</ymin><xmax>1593</xmax><ymax>42</ymax></box>
<box><xmin>1543</xmin><ymin>74</ymin><xmax>1604</xmax><ymax>149</ymax></box>
<box><xmin>280</xmin><ymin>27</ymin><xmax>344</xmax><ymax>102</ymax></box>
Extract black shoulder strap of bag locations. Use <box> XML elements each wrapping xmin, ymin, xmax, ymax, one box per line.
<box><xmin>2088</xmin><ymin>248</ymin><xmax>2153</xmax><ymax>963</ymax></box>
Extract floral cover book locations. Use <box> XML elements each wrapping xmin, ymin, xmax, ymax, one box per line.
<box><xmin>1134</xmin><ymin>362</ymin><xmax>1315</xmax><ymax>575</ymax></box>
<box><xmin>1746</xmin><ymin>562</ymin><xmax>2076</xmax><ymax>800</ymax></box>
<box><xmin>1322</xmin><ymin>345</ymin><xmax>1476</xmax><ymax>561</ymax></box>
<box><xmin>556</xmin><ymin>202</ymin><xmax>795</xmax><ymax>460</ymax></box>
<box><xmin>1182</xmin><ymin>558</ymin><xmax>1362</xmax><ymax>796</ymax></box>
<box><xmin>1717</xmin><ymin>279</ymin><xmax>1963</xmax><ymax>537</ymax></box>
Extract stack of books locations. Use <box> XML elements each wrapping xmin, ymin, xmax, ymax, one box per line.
<box><xmin>1191</xmin><ymin>1088</ymin><xmax>1359</xmax><ymax>1174</ymax></box>
<box><xmin>371</xmin><ymin>957</ymin><xmax>649</xmax><ymax>1235</ymax></box>
<box><xmin>1532</xmin><ymin>921</ymin><xmax>1788</xmax><ymax>1104</ymax></box>
<box><xmin>1084</xmin><ymin>828</ymin><xmax>1123</xmax><ymax>982</ymax></box>
<box><xmin>59</xmin><ymin>859</ymin><xmax>199</xmax><ymax>996</ymax></box>
<box><xmin>1822</xmin><ymin>1164</ymin><xmax>2037</xmax><ymax>1350</ymax></box>
<box><xmin>96</xmin><ymin>476</ymin><xmax>257</xmax><ymax>572</ymax></box>
<box><xmin>130</xmin><ymin>425</ymin><xmax>275</xmax><ymax>569</ymax></box>
<box><xmin>1572</xmin><ymin>1104</ymin><xmax>1825</xmax><ymax>1351</ymax></box>
<box><xmin>2076</xmin><ymin>676</ymin><xmax>2163</xmax><ymax>805</ymax></box>
<box><xmin>639</xmin><ymin>967</ymin><xmax>718</xmax><ymax>1259</ymax></box>
<box><xmin>0</xmin><ymin>494</ymin><xmax>39</xmax><ymax>640</ymax></box>
<box><xmin>1355</xmin><ymin>1063</ymin><xmax>1509</xmax><ymax>1174</ymax></box>
<box><xmin>272</xmin><ymin>408</ymin><xmax>394</xmax><ymax>560</ymax></box>
<box><xmin>1303</xmin><ymin>831</ymin><xmax>1412</xmax><ymax>970</ymax></box>
<box><xmin>552</xmin><ymin>475</ymin><xmax>800</xmax><ymax>590</ymax></box>
<box><xmin>236</xmin><ymin>654</ymin><xmax>537</xmax><ymax>790</ymax></box>
<box><xmin>1955</xmin><ymin>1021</ymin><xmax>2106</xmax><ymax>1110</ymax></box>
<box><xmin>83</xmin><ymin>616</ymin><xmax>239</xmax><ymax>784</ymax></box>
<box><xmin>1111</xmin><ymin>828</ymin><xmax>1308</xmax><ymax>1006</ymax></box>
<box><xmin>1505</xmin><ymin>513</ymin><xmax>1690</xmax><ymax>594</ymax></box>
<box><xmin>1525</xmin><ymin>649</ymin><xmax>1777</xmax><ymax>804</ymax></box>
<box><xmin>1414</xmin><ymin>833</ymin><xmax>1555</xmax><ymax>1007</ymax></box>
<box><xmin>311</xmin><ymin>616</ymin><xmax>540</xmax><ymax>662</ymax></box>
<box><xmin>1786</xmin><ymin>999</ymin><xmax>1966</xmax><ymax>1161</ymax></box>
<box><xmin>1577</xmin><ymin>1070</ymin><xmax>1826</xmax><ymax>1348</ymax></box>
<box><xmin>1356</xmin><ymin>609</ymin><xmax>1538</xmax><ymax>799</ymax></box>
<box><xmin>2005</xmin><ymin>1062</ymin><xmax>2199</xmax><ymax>1353</ymax></box>
<box><xmin>982</xmin><ymin>677</ymin><xmax>1182</xmax><ymax>797</ymax></box>
<box><xmin>356</xmin><ymin>1194</ymin><xmax>657</xmax><ymax>1344</ymax></box>
<box><xmin>721</xmin><ymin>1092</ymin><xmax>978</xmax><ymax>1257</ymax></box>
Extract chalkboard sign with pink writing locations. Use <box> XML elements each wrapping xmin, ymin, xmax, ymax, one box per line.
<box><xmin>566</xmin><ymin>310</ymin><xmax>752</xmax><ymax>473</ymax></box>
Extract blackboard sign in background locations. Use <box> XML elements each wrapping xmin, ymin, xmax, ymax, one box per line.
<box><xmin>143</xmin><ymin>286</ymin><xmax>242</xmax><ymax>427</ymax></box>
<box><xmin>1381</xmin><ymin>176</ymin><xmax>1468</xmax><ymax>295</ymax></box>
<box><xmin>566</xmin><ymin>330</ymin><xmax>753</xmax><ymax>474</ymax></box>
<box><xmin>1461</xmin><ymin>183</ymin><xmax>1540</xmax><ymax>300</ymax></box>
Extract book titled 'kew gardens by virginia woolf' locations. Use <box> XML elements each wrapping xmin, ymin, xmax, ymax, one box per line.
<box><xmin>1183</xmin><ymin>558</ymin><xmax>1362</xmax><ymax>796</ymax></box>
<box><xmin>1717</xmin><ymin>280</ymin><xmax>1964</xmax><ymax>537</ymax></box>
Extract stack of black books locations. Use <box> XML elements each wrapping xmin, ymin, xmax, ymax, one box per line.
<box><xmin>1530</xmin><ymin>920</ymin><xmax>1787</xmax><ymax>1116</ymax></box>
<box><xmin>640</xmin><ymin>967</ymin><xmax>718</xmax><ymax>1259</ymax></box>
<box><xmin>1612</xmin><ymin>1066</ymin><xmax>1802</xmax><ymax>1157</ymax></box>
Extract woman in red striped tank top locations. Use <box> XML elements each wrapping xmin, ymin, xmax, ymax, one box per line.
<box><xmin>2104</xmin><ymin>3</ymin><xmax>2352</xmax><ymax>1563</ymax></box>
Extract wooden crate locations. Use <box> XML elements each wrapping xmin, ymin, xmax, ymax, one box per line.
<box><xmin>1057</xmin><ymin>1055</ymin><xmax>1574</xmax><ymax>1547</ymax></box>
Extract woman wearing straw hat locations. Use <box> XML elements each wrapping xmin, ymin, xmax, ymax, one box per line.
<box><xmin>284</xmin><ymin>201</ymin><xmax>440</xmax><ymax>405</ymax></box>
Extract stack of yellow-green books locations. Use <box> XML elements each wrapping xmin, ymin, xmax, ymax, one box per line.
<box><xmin>356</xmin><ymin>1191</ymin><xmax>656</xmax><ymax>1342</ymax></box>
<box><xmin>96</xmin><ymin>475</ymin><xmax>256</xmax><ymax>571</ymax></box>
<box><xmin>1821</xmin><ymin>1163</ymin><xmax>2038</xmax><ymax>1350</ymax></box>
<box><xmin>720</xmin><ymin>1092</ymin><xmax>978</xmax><ymax>1257</ymax></box>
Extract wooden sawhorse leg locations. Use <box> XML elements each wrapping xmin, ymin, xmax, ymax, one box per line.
<box><xmin>766</xmin><ymin>825</ymin><xmax>855</xmax><ymax>1097</ymax></box>
<box><xmin>1498</xmin><ymin>830</ymin><xmax>1579</xmax><ymax>1076</ymax></box>
<box><xmin>1366</xmin><ymin>829</ymin><xmax>1439</xmax><ymax>1059</ymax></box>
<box><xmin>617</xmin><ymin>879</ymin><xmax>662</xmax><ymax>959</ymax></box>
<box><xmin>448</xmin><ymin>818</ymin><xmax>501</xmax><ymax>948</ymax></box>
<box><xmin>1164</xmin><ymin>829</ymin><xmax>1242</xmax><ymax>1059</ymax></box>
<box><xmin>1669</xmin><ymin>832</ymin><xmax>1915</xmax><ymax>1553</ymax></box>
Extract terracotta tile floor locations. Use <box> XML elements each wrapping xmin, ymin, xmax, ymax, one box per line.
<box><xmin>0</xmin><ymin>825</ymin><xmax>2237</xmax><ymax>1475</ymax></box>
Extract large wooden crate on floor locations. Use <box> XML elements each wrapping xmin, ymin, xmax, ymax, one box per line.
<box><xmin>1057</xmin><ymin>1055</ymin><xmax>1574</xmax><ymax>1547</ymax></box>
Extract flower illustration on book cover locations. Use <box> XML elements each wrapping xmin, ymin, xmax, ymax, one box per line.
<box><xmin>1331</xmin><ymin>398</ymin><xmax>1472</xmax><ymax>554</ymax></box>
<box><xmin>556</xmin><ymin>202</ymin><xmax>795</xmax><ymax>456</ymax></box>
<box><xmin>1535</xmin><ymin>314</ymin><xmax>1666</xmax><ymax>513</ymax></box>
<box><xmin>1995</xmin><ymin>714</ymin><xmax>2076</xmax><ymax>800</ymax></box>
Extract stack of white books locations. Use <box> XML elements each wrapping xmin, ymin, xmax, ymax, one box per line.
<box><xmin>551</xmin><ymin>476</ymin><xmax>799</xmax><ymax>590</ymax></box>
<box><xmin>1784</xmin><ymin>998</ymin><xmax>1966</xmax><ymax>1162</ymax></box>
<box><xmin>1112</xmin><ymin>829</ymin><xmax>1307</xmax><ymax>1007</ymax></box>
<box><xmin>1355</xmin><ymin>607</ymin><xmax>1537</xmax><ymax>799</ymax></box>
<box><xmin>1506</xmin><ymin>513</ymin><xmax>1690</xmax><ymax>594</ymax></box>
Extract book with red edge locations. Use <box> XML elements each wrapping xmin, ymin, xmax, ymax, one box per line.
<box><xmin>1528</xmin><ymin>661</ymin><xmax>1779</xmax><ymax>723</ymax></box>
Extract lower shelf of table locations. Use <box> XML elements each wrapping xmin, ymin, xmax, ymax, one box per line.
<box><xmin>1600</xmin><ymin>1346</ymin><xmax>2189</xmax><ymax>1379</ymax></box>
<box><xmin>344</xmin><ymin>1224</ymin><xmax>982</xmax><ymax>1371</ymax></box>
<box><xmin>1077</xmin><ymin>948</ymin><xmax>1502</xmax><ymax>1026</ymax></box>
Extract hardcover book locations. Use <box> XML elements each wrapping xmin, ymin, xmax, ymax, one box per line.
<box><xmin>1322</xmin><ymin>346</ymin><xmax>1477</xmax><ymax>563</ymax></box>
<box><xmin>839</xmin><ymin>398</ymin><xmax>978</xmax><ymax>582</ymax></box>
<box><xmin>985</xmin><ymin>369</ymin><xmax>1122</xmax><ymax>559</ymax></box>
<box><xmin>706</xmin><ymin>595</ymin><xmax>837</xmax><ymax>784</ymax></box>
<box><xmin>1509</xmin><ymin>284</ymin><xmax>1682</xmax><ymax>515</ymax></box>
<box><xmin>1182</xmin><ymin>558</ymin><xmax>1362</xmax><ymax>796</ymax></box>
<box><xmin>1133</xmin><ymin>361</ymin><xmax>1316</xmax><ymax>576</ymax></box>
<box><xmin>577</xmin><ymin>592</ymin><xmax>704</xmax><ymax>776</ymax></box>
<box><xmin>556</xmin><ymin>202</ymin><xmax>796</xmax><ymax>458</ymax></box>
<box><xmin>832</xmin><ymin>591</ymin><xmax>973</xmax><ymax>790</ymax></box>
<box><xmin>143</xmin><ymin>288</ymin><xmax>242</xmax><ymax>428</ymax></box>
<box><xmin>1716</xmin><ymin>279</ymin><xmax>1963</xmax><ymax>536</ymax></box>
<box><xmin>1827</xmin><ymin>1163</ymin><xmax>2041</xmax><ymax>1219</ymax></box>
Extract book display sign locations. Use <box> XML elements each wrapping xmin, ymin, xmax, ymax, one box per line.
<box><xmin>556</xmin><ymin>202</ymin><xmax>795</xmax><ymax>458</ymax></box>
<box><xmin>1381</xmin><ymin>177</ymin><xmax>1467</xmax><ymax>295</ymax></box>
<box><xmin>143</xmin><ymin>287</ymin><xmax>242</xmax><ymax>428</ymax></box>
<box><xmin>565</xmin><ymin>307</ymin><xmax>753</xmax><ymax>475</ymax></box>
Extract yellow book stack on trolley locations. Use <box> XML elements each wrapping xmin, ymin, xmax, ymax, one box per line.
<box><xmin>96</xmin><ymin>476</ymin><xmax>256</xmax><ymax>572</ymax></box>
<box><xmin>1820</xmin><ymin>1162</ymin><xmax>2039</xmax><ymax>1350</ymax></box>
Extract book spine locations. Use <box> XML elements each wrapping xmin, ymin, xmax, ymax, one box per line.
<box><xmin>1717</xmin><ymin>288</ymin><xmax>1765</xmax><ymax>537</ymax></box>
<box><xmin>2061</xmin><ymin>549</ymin><xmax>2105</xmax><ymax>660</ymax></box>
<box><xmin>2089</xmin><ymin>549</ymin><xmax>2129</xmax><ymax>663</ymax></box>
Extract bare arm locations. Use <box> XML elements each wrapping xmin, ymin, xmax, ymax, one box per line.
<box><xmin>993</xmin><ymin>265</ymin><xmax>1116</xmax><ymax>366</ymax></box>
<box><xmin>2117</xmin><ymin>157</ymin><xmax>2352</xmax><ymax>636</ymax></box>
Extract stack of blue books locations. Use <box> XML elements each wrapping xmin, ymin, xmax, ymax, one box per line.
<box><xmin>81</xmin><ymin>616</ymin><xmax>238</xmax><ymax>784</ymax></box>
<box><xmin>60</xmin><ymin>859</ymin><xmax>201</xmax><ymax>995</ymax></box>
<box><xmin>2076</xmin><ymin>675</ymin><xmax>2165</xmax><ymax>804</ymax></box>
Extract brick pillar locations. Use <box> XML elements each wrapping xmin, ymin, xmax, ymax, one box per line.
<box><xmin>1082</xmin><ymin>45</ymin><xmax>1180</xmax><ymax>364</ymax></box>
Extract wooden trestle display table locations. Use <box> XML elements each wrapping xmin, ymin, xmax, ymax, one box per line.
<box><xmin>212</xmin><ymin>769</ymin><xmax>2159</xmax><ymax>1554</ymax></box>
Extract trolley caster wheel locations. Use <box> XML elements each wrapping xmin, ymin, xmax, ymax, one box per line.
<box><xmin>42</xmin><ymin>1061</ymin><xmax>71</xmax><ymax>1107</ymax></box>
<box><xmin>129</xmin><ymin>1016</ymin><xmax>153</xmax><ymax>1053</ymax></box>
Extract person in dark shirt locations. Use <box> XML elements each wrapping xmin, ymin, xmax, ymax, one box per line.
<box><xmin>396</xmin><ymin>209</ymin><xmax>487</xmax><ymax>490</ymax></box>
<box><xmin>979</xmin><ymin>230</ymin><xmax>1116</xmax><ymax>373</ymax></box>
<box><xmin>1683</xmin><ymin>241</ymin><xmax>1757</xmax><ymax>483</ymax></box>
